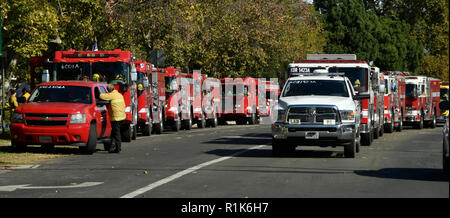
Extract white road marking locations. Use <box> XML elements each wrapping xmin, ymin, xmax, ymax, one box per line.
<box><xmin>0</xmin><ymin>182</ymin><xmax>104</xmax><ymax>192</ymax></box>
<box><xmin>120</xmin><ymin>144</ymin><xmax>267</xmax><ymax>198</ymax></box>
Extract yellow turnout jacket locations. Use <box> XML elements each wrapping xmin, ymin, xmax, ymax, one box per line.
<box><xmin>100</xmin><ymin>90</ymin><xmax>126</xmax><ymax>121</ymax></box>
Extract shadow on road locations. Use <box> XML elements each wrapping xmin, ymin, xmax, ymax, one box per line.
<box><xmin>206</xmin><ymin>148</ymin><xmax>344</xmax><ymax>158</ymax></box>
<box><xmin>354</xmin><ymin>168</ymin><xmax>448</xmax><ymax>182</ymax></box>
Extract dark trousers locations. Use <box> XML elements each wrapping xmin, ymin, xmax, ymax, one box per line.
<box><xmin>111</xmin><ymin>121</ymin><xmax>122</xmax><ymax>152</ymax></box>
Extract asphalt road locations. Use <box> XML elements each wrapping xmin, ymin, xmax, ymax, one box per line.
<box><xmin>0</xmin><ymin>122</ymin><xmax>448</xmax><ymax>198</ymax></box>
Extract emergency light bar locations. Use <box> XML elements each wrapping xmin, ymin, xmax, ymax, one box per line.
<box><xmin>307</xmin><ymin>54</ymin><xmax>357</xmax><ymax>60</ymax></box>
<box><xmin>62</xmin><ymin>53</ymin><xmax>120</xmax><ymax>58</ymax></box>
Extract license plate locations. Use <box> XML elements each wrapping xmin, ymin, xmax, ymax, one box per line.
<box><xmin>323</xmin><ymin>119</ymin><xmax>335</xmax><ymax>125</ymax></box>
<box><xmin>39</xmin><ymin>136</ymin><xmax>52</xmax><ymax>143</ymax></box>
<box><xmin>305</xmin><ymin>132</ymin><xmax>319</xmax><ymax>139</ymax></box>
<box><xmin>289</xmin><ymin>119</ymin><xmax>301</xmax><ymax>124</ymax></box>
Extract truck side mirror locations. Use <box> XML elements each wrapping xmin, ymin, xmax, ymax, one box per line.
<box><xmin>131</xmin><ymin>67</ymin><xmax>137</xmax><ymax>82</ymax></box>
<box><xmin>353</xmin><ymin>94</ymin><xmax>370</xmax><ymax>100</ymax></box>
<box><xmin>42</xmin><ymin>69</ymin><xmax>50</xmax><ymax>83</ymax></box>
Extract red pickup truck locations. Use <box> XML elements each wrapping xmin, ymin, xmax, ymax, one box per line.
<box><xmin>10</xmin><ymin>81</ymin><xmax>112</xmax><ymax>154</ymax></box>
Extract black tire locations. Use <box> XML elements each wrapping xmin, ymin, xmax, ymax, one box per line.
<box><xmin>197</xmin><ymin>117</ymin><xmax>206</xmax><ymax>129</ymax></box>
<box><xmin>379</xmin><ymin>123</ymin><xmax>384</xmax><ymax>137</ymax></box>
<box><xmin>373</xmin><ymin>127</ymin><xmax>379</xmax><ymax>139</ymax></box>
<box><xmin>210</xmin><ymin>115</ymin><xmax>218</xmax><ymax>128</ymax></box>
<box><xmin>344</xmin><ymin>133</ymin><xmax>357</xmax><ymax>158</ymax></box>
<box><xmin>154</xmin><ymin>122</ymin><xmax>164</xmax><ymax>134</ymax></box>
<box><xmin>236</xmin><ymin>119</ymin><xmax>246</xmax><ymax>125</ymax></box>
<box><xmin>11</xmin><ymin>142</ymin><xmax>27</xmax><ymax>152</ymax></box>
<box><xmin>81</xmin><ymin>123</ymin><xmax>97</xmax><ymax>154</ymax></box>
<box><xmin>248</xmin><ymin>113</ymin><xmax>257</xmax><ymax>125</ymax></box>
<box><xmin>396</xmin><ymin>114</ymin><xmax>403</xmax><ymax>132</ymax></box>
<box><xmin>132</xmin><ymin>125</ymin><xmax>137</xmax><ymax>140</ymax></box>
<box><xmin>430</xmin><ymin>113</ymin><xmax>437</xmax><ymax>129</ymax></box>
<box><xmin>356</xmin><ymin>131</ymin><xmax>361</xmax><ymax>153</ymax></box>
<box><xmin>417</xmin><ymin>114</ymin><xmax>424</xmax><ymax>129</ymax></box>
<box><xmin>361</xmin><ymin>132</ymin><xmax>372</xmax><ymax>146</ymax></box>
<box><xmin>444</xmin><ymin>154</ymin><xmax>448</xmax><ymax>175</ymax></box>
<box><xmin>184</xmin><ymin>119</ymin><xmax>192</xmax><ymax>130</ymax></box>
<box><xmin>172</xmin><ymin>119</ymin><xmax>181</xmax><ymax>132</ymax></box>
<box><xmin>384</xmin><ymin>122</ymin><xmax>394</xmax><ymax>133</ymax></box>
<box><xmin>121</xmin><ymin>125</ymin><xmax>132</xmax><ymax>142</ymax></box>
<box><xmin>142</xmin><ymin>123</ymin><xmax>152</xmax><ymax>136</ymax></box>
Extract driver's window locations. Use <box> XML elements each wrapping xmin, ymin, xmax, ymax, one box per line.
<box><xmin>94</xmin><ymin>87</ymin><xmax>101</xmax><ymax>103</ymax></box>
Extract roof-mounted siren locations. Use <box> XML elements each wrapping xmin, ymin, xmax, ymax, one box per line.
<box><xmin>307</xmin><ymin>54</ymin><xmax>357</xmax><ymax>60</ymax></box>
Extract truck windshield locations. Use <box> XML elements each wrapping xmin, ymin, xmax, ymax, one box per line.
<box><xmin>221</xmin><ymin>84</ymin><xmax>245</xmax><ymax>96</ymax></box>
<box><xmin>56</xmin><ymin>63</ymin><xmax>90</xmax><ymax>81</ymax></box>
<box><xmin>56</xmin><ymin>62</ymin><xmax>130</xmax><ymax>85</ymax></box>
<box><xmin>406</xmin><ymin>84</ymin><xmax>418</xmax><ymax>97</ymax></box>
<box><xmin>329</xmin><ymin>68</ymin><xmax>368</xmax><ymax>92</ymax></box>
<box><xmin>282</xmin><ymin>80</ymin><xmax>349</xmax><ymax>97</ymax></box>
<box><xmin>165</xmin><ymin>76</ymin><xmax>178</xmax><ymax>93</ymax></box>
<box><xmin>137</xmin><ymin>71</ymin><xmax>146</xmax><ymax>88</ymax></box>
<box><xmin>91</xmin><ymin>62</ymin><xmax>129</xmax><ymax>85</ymax></box>
<box><xmin>441</xmin><ymin>88</ymin><xmax>449</xmax><ymax>101</ymax></box>
<box><xmin>28</xmin><ymin>85</ymin><xmax>92</xmax><ymax>104</ymax></box>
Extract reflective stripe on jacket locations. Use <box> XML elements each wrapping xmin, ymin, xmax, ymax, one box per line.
<box><xmin>100</xmin><ymin>90</ymin><xmax>126</xmax><ymax>121</ymax></box>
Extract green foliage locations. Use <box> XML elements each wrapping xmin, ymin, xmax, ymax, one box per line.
<box><xmin>314</xmin><ymin>0</ymin><xmax>424</xmax><ymax>73</ymax></box>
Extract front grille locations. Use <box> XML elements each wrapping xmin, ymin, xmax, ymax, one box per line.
<box><xmin>287</xmin><ymin>106</ymin><xmax>339</xmax><ymax>124</ymax></box>
<box><xmin>288</xmin><ymin>127</ymin><xmax>337</xmax><ymax>132</ymax></box>
<box><xmin>25</xmin><ymin>113</ymin><xmax>69</xmax><ymax>118</ymax></box>
<box><xmin>25</xmin><ymin>120</ymin><xmax>68</xmax><ymax>126</ymax></box>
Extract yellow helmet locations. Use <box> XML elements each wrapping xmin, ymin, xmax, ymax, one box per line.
<box><xmin>355</xmin><ymin>79</ymin><xmax>361</xmax><ymax>87</ymax></box>
<box><xmin>138</xmin><ymin>84</ymin><xmax>144</xmax><ymax>91</ymax></box>
<box><xmin>93</xmin><ymin>73</ymin><xmax>100</xmax><ymax>81</ymax></box>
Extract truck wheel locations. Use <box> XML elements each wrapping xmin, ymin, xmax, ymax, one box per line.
<box><xmin>248</xmin><ymin>113</ymin><xmax>256</xmax><ymax>125</ymax></box>
<box><xmin>121</xmin><ymin>125</ymin><xmax>132</xmax><ymax>142</ymax></box>
<box><xmin>384</xmin><ymin>122</ymin><xmax>393</xmax><ymax>133</ymax></box>
<box><xmin>373</xmin><ymin>127</ymin><xmax>379</xmax><ymax>139</ymax></box>
<box><xmin>11</xmin><ymin>142</ymin><xmax>27</xmax><ymax>152</ymax></box>
<box><xmin>154</xmin><ymin>122</ymin><xmax>164</xmax><ymax>134</ymax></box>
<box><xmin>444</xmin><ymin>153</ymin><xmax>448</xmax><ymax>175</ymax></box>
<box><xmin>396</xmin><ymin>115</ymin><xmax>403</xmax><ymax>132</ymax></box>
<box><xmin>81</xmin><ymin>124</ymin><xmax>97</xmax><ymax>155</ymax></box>
<box><xmin>417</xmin><ymin>114</ymin><xmax>424</xmax><ymax>129</ymax></box>
<box><xmin>430</xmin><ymin>113</ymin><xmax>437</xmax><ymax>129</ymax></box>
<box><xmin>356</xmin><ymin>131</ymin><xmax>361</xmax><ymax>153</ymax></box>
<box><xmin>379</xmin><ymin>124</ymin><xmax>384</xmax><ymax>137</ymax></box>
<box><xmin>132</xmin><ymin>125</ymin><xmax>137</xmax><ymax>140</ymax></box>
<box><xmin>344</xmin><ymin>134</ymin><xmax>356</xmax><ymax>158</ymax></box>
<box><xmin>197</xmin><ymin>117</ymin><xmax>206</xmax><ymax>129</ymax></box>
<box><xmin>184</xmin><ymin>119</ymin><xmax>192</xmax><ymax>130</ymax></box>
<box><xmin>361</xmin><ymin>133</ymin><xmax>371</xmax><ymax>146</ymax></box>
<box><xmin>142</xmin><ymin>123</ymin><xmax>152</xmax><ymax>136</ymax></box>
<box><xmin>172</xmin><ymin>119</ymin><xmax>181</xmax><ymax>132</ymax></box>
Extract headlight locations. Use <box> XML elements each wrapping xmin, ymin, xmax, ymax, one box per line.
<box><xmin>11</xmin><ymin>113</ymin><xmax>24</xmax><ymax>123</ymax></box>
<box><xmin>70</xmin><ymin>113</ymin><xmax>86</xmax><ymax>124</ymax></box>
<box><xmin>277</xmin><ymin>109</ymin><xmax>287</xmax><ymax>123</ymax></box>
<box><xmin>340</xmin><ymin>110</ymin><xmax>355</xmax><ymax>121</ymax></box>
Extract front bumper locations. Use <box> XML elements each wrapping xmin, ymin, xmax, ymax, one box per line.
<box><xmin>10</xmin><ymin>123</ymin><xmax>91</xmax><ymax>146</ymax></box>
<box><xmin>272</xmin><ymin>122</ymin><xmax>356</xmax><ymax>144</ymax></box>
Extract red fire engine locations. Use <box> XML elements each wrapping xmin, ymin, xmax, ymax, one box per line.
<box><xmin>219</xmin><ymin>77</ymin><xmax>259</xmax><ymax>125</ymax></box>
<box><xmin>370</xmin><ymin>67</ymin><xmax>385</xmax><ymax>138</ymax></box>
<box><xmin>159</xmin><ymin>67</ymin><xmax>192</xmax><ymax>131</ymax></box>
<box><xmin>405</xmin><ymin>76</ymin><xmax>440</xmax><ymax>129</ymax></box>
<box><xmin>134</xmin><ymin>60</ymin><xmax>153</xmax><ymax>136</ymax></box>
<box><xmin>202</xmin><ymin>76</ymin><xmax>221</xmax><ymax>127</ymax></box>
<box><xmin>52</xmin><ymin>49</ymin><xmax>139</xmax><ymax>142</ymax></box>
<box><xmin>258</xmin><ymin>80</ymin><xmax>280</xmax><ymax>118</ymax></box>
<box><xmin>186</xmin><ymin>70</ymin><xmax>220</xmax><ymax>128</ymax></box>
<box><xmin>382</xmin><ymin>71</ymin><xmax>407</xmax><ymax>133</ymax></box>
<box><xmin>289</xmin><ymin>54</ymin><xmax>377</xmax><ymax>146</ymax></box>
<box><xmin>150</xmin><ymin>65</ymin><xmax>166</xmax><ymax>134</ymax></box>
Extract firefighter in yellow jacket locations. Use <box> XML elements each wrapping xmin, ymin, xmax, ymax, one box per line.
<box><xmin>100</xmin><ymin>84</ymin><xmax>126</xmax><ymax>153</ymax></box>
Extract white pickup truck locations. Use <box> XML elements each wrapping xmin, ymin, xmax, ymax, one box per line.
<box><xmin>272</xmin><ymin>73</ymin><xmax>369</xmax><ymax>158</ymax></box>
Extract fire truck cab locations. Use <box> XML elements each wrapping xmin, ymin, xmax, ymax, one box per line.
<box><xmin>135</xmin><ymin>60</ymin><xmax>153</xmax><ymax>136</ymax></box>
<box><xmin>289</xmin><ymin>54</ymin><xmax>376</xmax><ymax>146</ymax></box>
<box><xmin>405</xmin><ymin>76</ymin><xmax>440</xmax><ymax>129</ymax></box>
<box><xmin>161</xmin><ymin>67</ymin><xmax>192</xmax><ymax>131</ymax></box>
<box><xmin>382</xmin><ymin>71</ymin><xmax>407</xmax><ymax>133</ymax></box>
<box><xmin>52</xmin><ymin>49</ymin><xmax>139</xmax><ymax>142</ymax></box>
<box><xmin>219</xmin><ymin>77</ymin><xmax>259</xmax><ymax>125</ymax></box>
